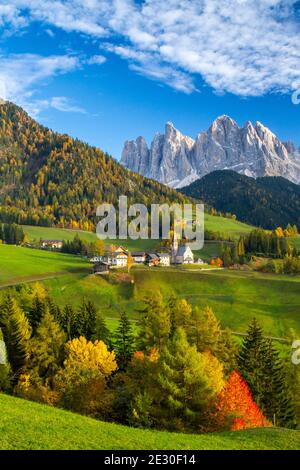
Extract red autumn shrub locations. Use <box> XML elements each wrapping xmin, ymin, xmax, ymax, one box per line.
<box><xmin>216</xmin><ymin>371</ymin><xmax>271</xmax><ymax>431</ymax></box>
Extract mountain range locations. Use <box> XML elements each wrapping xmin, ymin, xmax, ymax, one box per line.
<box><xmin>180</xmin><ymin>170</ymin><xmax>300</xmax><ymax>230</ymax></box>
<box><xmin>121</xmin><ymin>117</ymin><xmax>300</xmax><ymax>188</ymax></box>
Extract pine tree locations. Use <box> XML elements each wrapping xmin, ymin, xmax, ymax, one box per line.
<box><xmin>59</xmin><ymin>304</ymin><xmax>77</xmax><ymax>340</ymax></box>
<box><xmin>238</xmin><ymin>318</ymin><xmax>264</xmax><ymax>387</ymax></box>
<box><xmin>237</xmin><ymin>237</ymin><xmax>245</xmax><ymax>257</ymax></box>
<box><xmin>168</xmin><ymin>296</ymin><xmax>192</xmax><ymax>336</ymax></box>
<box><xmin>0</xmin><ymin>295</ymin><xmax>31</xmax><ymax>379</ymax></box>
<box><xmin>217</xmin><ymin>328</ymin><xmax>238</xmax><ymax>377</ymax></box>
<box><xmin>30</xmin><ymin>311</ymin><xmax>66</xmax><ymax>384</ymax></box>
<box><xmin>96</xmin><ymin>314</ymin><xmax>112</xmax><ymax>349</ymax></box>
<box><xmin>0</xmin><ymin>327</ymin><xmax>11</xmax><ymax>391</ymax></box>
<box><xmin>151</xmin><ymin>328</ymin><xmax>224</xmax><ymax>432</ymax></box>
<box><xmin>231</xmin><ymin>242</ymin><xmax>239</xmax><ymax>264</ymax></box>
<box><xmin>46</xmin><ymin>297</ymin><xmax>61</xmax><ymax>323</ymax></box>
<box><xmin>28</xmin><ymin>294</ymin><xmax>47</xmax><ymax>334</ymax></box>
<box><xmin>264</xmin><ymin>340</ymin><xmax>296</xmax><ymax>428</ymax></box>
<box><xmin>222</xmin><ymin>245</ymin><xmax>233</xmax><ymax>267</ymax></box>
<box><xmin>114</xmin><ymin>312</ymin><xmax>135</xmax><ymax>370</ymax></box>
<box><xmin>238</xmin><ymin>319</ymin><xmax>296</xmax><ymax>427</ymax></box>
<box><xmin>77</xmin><ymin>299</ymin><xmax>97</xmax><ymax>340</ymax></box>
<box><xmin>190</xmin><ymin>306</ymin><xmax>221</xmax><ymax>354</ymax></box>
<box><xmin>138</xmin><ymin>294</ymin><xmax>171</xmax><ymax>352</ymax></box>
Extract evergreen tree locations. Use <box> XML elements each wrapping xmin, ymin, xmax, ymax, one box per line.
<box><xmin>238</xmin><ymin>319</ymin><xmax>296</xmax><ymax>427</ymax></box>
<box><xmin>238</xmin><ymin>318</ymin><xmax>265</xmax><ymax>386</ymax></box>
<box><xmin>231</xmin><ymin>242</ymin><xmax>239</xmax><ymax>264</ymax></box>
<box><xmin>222</xmin><ymin>245</ymin><xmax>233</xmax><ymax>267</ymax></box>
<box><xmin>46</xmin><ymin>297</ymin><xmax>61</xmax><ymax>323</ymax></box>
<box><xmin>59</xmin><ymin>304</ymin><xmax>77</xmax><ymax>340</ymax></box>
<box><xmin>138</xmin><ymin>294</ymin><xmax>171</xmax><ymax>352</ymax></box>
<box><xmin>0</xmin><ymin>327</ymin><xmax>11</xmax><ymax>391</ymax></box>
<box><xmin>151</xmin><ymin>328</ymin><xmax>224</xmax><ymax>431</ymax></box>
<box><xmin>237</xmin><ymin>237</ymin><xmax>245</xmax><ymax>257</ymax></box>
<box><xmin>217</xmin><ymin>328</ymin><xmax>238</xmax><ymax>377</ymax></box>
<box><xmin>168</xmin><ymin>296</ymin><xmax>192</xmax><ymax>336</ymax></box>
<box><xmin>190</xmin><ymin>306</ymin><xmax>221</xmax><ymax>355</ymax></box>
<box><xmin>0</xmin><ymin>295</ymin><xmax>31</xmax><ymax>379</ymax></box>
<box><xmin>77</xmin><ymin>299</ymin><xmax>97</xmax><ymax>340</ymax></box>
<box><xmin>114</xmin><ymin>312</ymin><xmax>135</xmax><ymax>370</ymax></box>
<box><xmin>264</xmin><ymin>340</ymin><xmax>296</xmax><ymax>428</ymax></box>
<box><xmin>30</xmin><ymin>311</ymin><xmax>66</xmax><ymax>384</ymax></box>
<box><xmin>95</xmin><ymin>314</ymin><xmax>112</xmax><ymax>348</ymax></box>
<box><xmin>28</xmin><ymin>295</ymin><xmax>47</xmax><ymax>334</ymax></box>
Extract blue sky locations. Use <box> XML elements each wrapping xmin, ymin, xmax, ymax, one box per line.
<box><xmin>1</xmin><ymin>0</ymin><xmax>300</xmax><ymax>159</ymax></box>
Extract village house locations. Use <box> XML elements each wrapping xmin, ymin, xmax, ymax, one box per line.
<box><xmin>93</xmin><ymin>260</ymin><xmax>110</xmax><ymax>274</ymax></box>
<box><xmin>156</xmin><ymin>252</ymin><xmax>170</xmax><ymax>266</ymax></box>
<box><xmin>102</xmin><ymin>250</ymin><xmax>128</xmax><ymax>268</ymax></box>
<box><xmin>131</xmin><ymin>251</ymin><xmax>146</xmax><ymax>264</ymax></box>
<box><xmin>90</xmin><ymin>239</ymin><xmax>195</xmax><ymax>270</ymax></box>
<box><xmin>145</xmin><ymin>253</ymin><xmax>160</xmax><ymax>267</ymax></box>
<box><xmin>40</xmin><ymin>239</ymin><xmax>64</xmax><ymax>250</ymax></box>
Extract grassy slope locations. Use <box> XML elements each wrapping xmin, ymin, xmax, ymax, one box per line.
<box><xmin>22</xmin><ymin>225</ymin><xmax>157</xmax><ymax>251</ymax></box>
<box><xmin>0</xmin><ymin>245</ymin><xmax>89</xmax><ymax>286</ymax></box>
<box><xmin>1</xmin><ymin>244</ymin><xmax>300</xmax><ymax>337</ymax></box>
<box><xmin>0</xmin><ymin>394</ymin><xmax>299</xmax><ymax>450</ymax></box>
<box><xmin>133</xmin><ymin>269</ymin><xmax>300</xmax><ymax>337</ymax></box>
<box><xmin>23</xmin><ymin>213</ymin><xmax>253</xmax><ymax>245</ymax></box>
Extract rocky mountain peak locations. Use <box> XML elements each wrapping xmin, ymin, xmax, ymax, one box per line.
<box><xmin>121</xmin><ymin>117</ymin><xmax>300</xmax><ymax>188</ymax></box>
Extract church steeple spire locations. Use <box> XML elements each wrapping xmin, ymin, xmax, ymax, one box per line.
<box><xmin>171</xmin><ymin>230</ymin><xmax>179</xmax><ymax>263</ymax></box>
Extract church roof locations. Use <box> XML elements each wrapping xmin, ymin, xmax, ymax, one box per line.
<box><xmin>176</xmin><ymin>245</ymin><xmax>191</xmax><ymax>256</ymax></box>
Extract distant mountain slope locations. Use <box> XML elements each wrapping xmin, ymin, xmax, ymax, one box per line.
<box><xmin>180</xmin><ymin>170</ymin><xmax>300</xmax><ymax>229</ymax></box>
<box><xmin>0</xmin><ymin>102</ymin><xmax>188</xmax><ymax>228</ymax></box>
<box><xmin>121</xmin><ymin>118</ymin><xmax>300</xmax><ymax>188</ymax></box>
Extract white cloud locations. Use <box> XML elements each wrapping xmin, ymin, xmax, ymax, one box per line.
<box><xmin>49</xmin><ymin>96</ymin><xmax>86</xmax><ymax>113</ymax></box>
<box><xmin>3</xmin><ymin>0</ymin><xmax>300</xmax><ymax>96</ymax></box>
<box><xmin>86</xmin><ymin>54</ymin><xmax>107</xmax><ymax>65</ymax></box>
<box><xmin>0</xmin><ymin>53</ymin><xmax>80</xmax><ymax>114</ymax></box>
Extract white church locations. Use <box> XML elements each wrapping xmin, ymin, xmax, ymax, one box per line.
<box><xmin>171</xmin><ymin>232</ymin><xmax>194</xmax><ymax>264</ymax></box>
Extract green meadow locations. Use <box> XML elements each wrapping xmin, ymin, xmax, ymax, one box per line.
<box><xmin>22</xmin><ymin>212</ymin><xmax>253</xmax><ymax>246</ymax></box>
<box><xmin>0</xmin><ymin>393</ymin><xmax>299</xmax><ymax>450</ymax></box>
<box><xmin>1</xmin><ymin>243</ymin><xmax>299</xmax><ymax>338</ymax></box>
<box><xmin>0</xmin><ymin>245</ymin><xmax>89</xmax><ymax>286</ymax></box>
<box><xmin>43</xmin><ymin>267</ymin><xmax>300</xmax><ymax>337</ymax></box>
<box><xmin>132</xmin><ymin>269</ymin><xmax>300</xmax><ymax>338</ymax></box>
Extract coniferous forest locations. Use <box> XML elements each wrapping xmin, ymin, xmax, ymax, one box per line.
<box><xmin>0</xmin><ymin>102</ymin><xmax>187</xmax><ymax>229</ymax></box>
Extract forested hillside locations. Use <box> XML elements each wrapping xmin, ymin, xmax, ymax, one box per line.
<box><xmin>0</xmin><ymin>102</ymin><xmax>187</xmax><ymax>229</ymax></box>
<box><xmin>180</xmin><ymin>170</ymin><xmax>300</xmax><ymax>229</ymax></box>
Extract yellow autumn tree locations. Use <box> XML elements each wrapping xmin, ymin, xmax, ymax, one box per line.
<box><xmin>127</xmin><ymin>252</ymin><xmax>133</xmax><ymax>272</ymax></box>
<box><xmin>64</xmin><ymin>336</ymin><xmax>117</xmax><ymax>377</ymax></box>
<box><xmin>199</xmin><ymin>350</ymin><xmax>225</xmax><ymax>395</ymax></box>
<box><xmin>54</xmin><ymin>337</ymin><xmax>117</xmax><ymax>417</ymax></box>
<box><xmin>274</xmin><ymin>227</ymin><xmax>284</xmax><ymax>238</ymax></box>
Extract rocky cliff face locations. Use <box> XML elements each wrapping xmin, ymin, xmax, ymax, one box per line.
<box><xmin>121</xmin><ymin>117</ymin><xmax>300</xmax><ymax>188</ymax></box>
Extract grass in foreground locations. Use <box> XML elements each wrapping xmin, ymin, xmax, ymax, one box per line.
<box><xmin>0</xmin><ymin>394</ymin><xmax>299</xmax><ymax>450</ymax></box>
